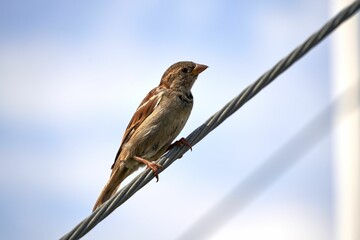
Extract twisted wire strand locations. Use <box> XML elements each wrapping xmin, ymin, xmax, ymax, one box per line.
<box><xmin>176</xmin><ymin>81</ymin><xmax>360</xmax><ymax>240</ymax></box>
<box><xmin>60</xmin><ymin>1</ymin><xmax>360</xmax><ymax>239</ymax></box>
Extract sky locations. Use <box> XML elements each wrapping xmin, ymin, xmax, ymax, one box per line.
<box><xmin>0</xmin><ymin>0</ymin><xmax>353</xmax><ymax>239</ymax></box>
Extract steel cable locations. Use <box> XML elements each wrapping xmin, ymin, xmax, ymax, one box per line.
<box><xmin>60</xmin><ymin>1</ymin><xmax>360</xmax><ymax>239</ymax></box>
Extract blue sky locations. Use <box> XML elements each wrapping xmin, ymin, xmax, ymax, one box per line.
<box><xmin>0</xmin><ymin>0</ymin><xmax>346</xmax><ymax>239</ymax></box>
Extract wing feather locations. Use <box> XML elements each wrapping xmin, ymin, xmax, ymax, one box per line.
<box><xmin>111</xmin><ymin>86</ymin><xmax>165</xmax><ymax>169</ymax></box>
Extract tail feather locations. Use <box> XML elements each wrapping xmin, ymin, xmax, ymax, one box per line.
<box><xmin>93</xmin><ymin>164</ymin><xmax>133</xmax><ymax>211</ymax></box>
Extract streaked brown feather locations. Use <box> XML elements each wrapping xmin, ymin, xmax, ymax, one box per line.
<box><xmin>111</xmin><ymin>86</ymin><xmax>166</xmax><ymax>169</ymax></box>
<box><xmin>93</xmin><ymin>61</ymin><xmax>207</xmax><ymax>211</ymax></box>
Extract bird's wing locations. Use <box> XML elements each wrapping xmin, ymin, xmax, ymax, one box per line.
<box><xmin>111</xmin><ymin>86</ymin><xmax>165</xmax><ymax>169</ymax></box>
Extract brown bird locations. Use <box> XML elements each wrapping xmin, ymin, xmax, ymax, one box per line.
<box><xmin>93</xmin><ymin>61</ymin><xmax>207</xmax><ymax>211</ymax></box>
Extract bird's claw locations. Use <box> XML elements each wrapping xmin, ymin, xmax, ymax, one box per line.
<box><xmin>146</xmin><ymin>162</ymin><xmax>162</xmax><ymax>182</ymax></box>
<box><xmin>168</xmin><ymin>137</ymin><xmax>193</xmax><ymax>151</ymax></box>
<box><xmin>134</xmin><ymin>156</ymin><xmax>162</xmax><ymax>182</ymax></box>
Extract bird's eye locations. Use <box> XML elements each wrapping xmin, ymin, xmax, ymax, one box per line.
<box><xmin>181</xmin><ymin>67</ymin><xmax>188</xmax><ymax>73</ymax></box>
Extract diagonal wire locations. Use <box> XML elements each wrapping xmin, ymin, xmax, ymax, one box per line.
<box><xmin>177</xmin><ymin>83</ymin><xmax>360</xmax><ymax>240</ymax></box>
<box><xmin>60</xmin><ymin>1</ymin><xmax>360</xmax><ymax>239</ymax></box>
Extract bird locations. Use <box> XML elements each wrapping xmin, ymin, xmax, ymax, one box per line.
<box><xmin>93</xmin><ymin>61</ymin><xmax>208</xmax><ymax>211</ymax></box>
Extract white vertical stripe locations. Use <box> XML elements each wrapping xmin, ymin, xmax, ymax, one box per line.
<box><xmin>331</xmin><ymin>1</ymin><xmax>360</xmax><ymax>240</ymax></box>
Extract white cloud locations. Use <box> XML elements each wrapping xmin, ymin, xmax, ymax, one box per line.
<box><xmin>210</xmin><ymin>203</ymin><xmax>331</xmax><ymax>240</ymax></box>
<box><xmin>0</xmin><ymin>0</ymin><xmax>335</xmax><ymax>239</ymax></box>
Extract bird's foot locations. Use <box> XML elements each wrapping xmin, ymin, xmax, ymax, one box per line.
<box><xmin>168</xmin><ymin>137</ymin><xmax>193</xmax><ymax>151</ymax></box>
<box><xmin>133</xmin><ymin>156</ymin><xmax>162</xmax><ymax>182</ymax></box>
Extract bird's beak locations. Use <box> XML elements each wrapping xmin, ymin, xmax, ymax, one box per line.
<box><xmin>192</xmin><ymin>63</ymin><xmax>208</xmax><ymax>75</ymax></box>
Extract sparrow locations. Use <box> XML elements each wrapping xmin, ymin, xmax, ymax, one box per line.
<box><xmin>93</xmin><ymin>61</ymin><xmax>207</xmax><ymax>211</ymax></box>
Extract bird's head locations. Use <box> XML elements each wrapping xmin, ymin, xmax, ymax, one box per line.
<box><xmin>160</xmin><ymin>61</ymin><xmax>208</xmax><ymax>92</ymax></box>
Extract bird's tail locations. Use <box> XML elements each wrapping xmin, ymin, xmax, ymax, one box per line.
<box><xmin>93</xmin><ymin>164</ymin><xmax>133</xmax><ymax>211</ymax></box>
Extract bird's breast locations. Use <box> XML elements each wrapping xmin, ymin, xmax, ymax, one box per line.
<box><xmin>122</xmin><ymin>91</ymin><xmax>193</xmax><ymax>162</ymax></box>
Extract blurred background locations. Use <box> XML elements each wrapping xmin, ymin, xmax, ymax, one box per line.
<box><xmin>0</xmin><ymin>0</ymin><xmax>358</xmax><ymax>239</ymax></box>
